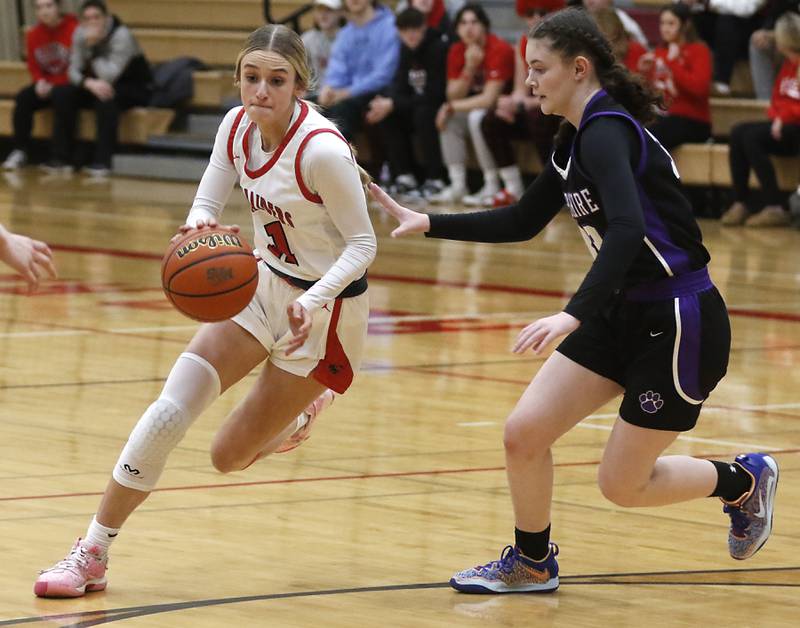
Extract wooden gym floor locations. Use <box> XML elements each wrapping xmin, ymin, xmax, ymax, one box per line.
<box><xmin>0</xmin><ymin>170</ymin><xmax>798</xmax><ymax>626</ymax></box>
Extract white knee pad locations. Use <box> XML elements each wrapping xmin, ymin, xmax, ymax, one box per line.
<box><xmin>113</xmin><ymin>352</ymin><xmax>221</xmax><ymax>491</ymax></box>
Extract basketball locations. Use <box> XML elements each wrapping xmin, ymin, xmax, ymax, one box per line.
<box><xmin>161</xmin><ymin>228</ymin><xmax>259</xmax><ymax>322</ymax></box>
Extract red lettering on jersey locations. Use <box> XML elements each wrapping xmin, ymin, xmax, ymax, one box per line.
<box><xmin>264</xmin><ymin>221</ymin><xmax>298</xmax><ymax>265</ymax></box>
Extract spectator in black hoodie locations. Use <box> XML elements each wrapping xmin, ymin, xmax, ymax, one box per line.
<box><xmin>47</xmin><ymin>0</ymin><xmax>152</xmax><ymax>177</ymax></box>
<box><xmin>364</xmin><ymin>8</ymin><xmax>448</xmax><ymax>199</ymax></box>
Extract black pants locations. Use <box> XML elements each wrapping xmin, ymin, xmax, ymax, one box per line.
<box><xmin>729</xmin><ymin>121</ymin><xmax>800</xmax><ymax>206</ymax></box>
<box><xmin>693</xmin><ymin>12</ymin><xmax>759</xmax><ymax>85</ymax></box>
<box><xmin>323</xmin><ymin>92</ymin><xmax>376</xmax><ymax>142</ymax></box>
<box><xmin>12</xmin><ymin>84</ymin><xmax>53</xmax><ymax>152</ymax></box>
<box><xmin>480</xmin><ymin>106</ymin><xmax>559</xmax><ymax>168</ymax></box>
<box><xmin>50</xmin><ymin>83</ymin><xmax>149</xmax><ymax>167</ymax></box>
<box><xmin>648</xmin><ymin>115</ymin><xmax>711</xmax><ymax>151</ymax></box>
<box><xmin>378</xmin><ymin>103</ymin><xmax>445</xmax><ymax>181</ymax></box>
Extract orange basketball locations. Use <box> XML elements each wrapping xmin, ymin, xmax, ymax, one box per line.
<box><xmin>161</xmin><ymin>228</ymin><xmax>258</xmax><ymax>322</ymax></box>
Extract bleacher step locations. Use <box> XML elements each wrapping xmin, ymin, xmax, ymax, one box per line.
<box><xmin>147</xmin><ymin>133</ymin><xmax>214</xmax><ymax>154</ymax></box>
<box><xmin>113</xmin><ymin>153</ymin><xmax>209</xmax><ymax>181</ymax></box>
<box><xmin>186</xmin><ymin>112</ymin><xmax>227</xmax><ymax>136</ymax></box>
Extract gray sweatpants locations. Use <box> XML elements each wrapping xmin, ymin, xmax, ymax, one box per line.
<box><xmin>439</xmin><ymin>108</ymin><xmax>498</xmax><ymax>172</ymax></box>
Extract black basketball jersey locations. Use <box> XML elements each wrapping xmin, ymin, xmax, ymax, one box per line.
<box><xmin>551</xmin><ymin>90</ymin><xmax>710</xmax><ymax>287</ymax></box>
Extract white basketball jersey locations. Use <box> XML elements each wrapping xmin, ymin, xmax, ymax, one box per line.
<box><xmin>224</xmin><ymin>100</ymin><xmax>356</xmax><ymax>281</ymax></box>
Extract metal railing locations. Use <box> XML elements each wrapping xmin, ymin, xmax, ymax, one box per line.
<box><xmin>263</xmin><ymin>0</ymin><xmax>315</xmax><ymax>33</ymax></box>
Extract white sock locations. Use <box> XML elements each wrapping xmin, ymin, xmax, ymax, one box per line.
<box><xmin>482</xmin><ymin>169</ymin><xmax>500</xmax><ymax>191</ymax></box>
<box><xmin>499</xmin><ymin>165</ymin><xmax>524</xmax><ymax>198</ymax></box>
<box><xmin>83</xmin><ymin>515</ymin><xmax>120</xmax><ymax>555</ymax></box>
<box><xmin>447</xmin><ymin>164</ymin><xmax>466</xmax><ymax>191</ymax></box>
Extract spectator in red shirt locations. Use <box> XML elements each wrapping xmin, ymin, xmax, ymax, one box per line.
<box><xmin>429</xmin><ymin>3</ymin><xmax>516</xmax><ymax>204</ymax></box>
<box><xmin>721</xmin><ymin>12</ymin><xmax>800</xmax><ymax>227</ymax></box>
<box><xmin>639</xmin><ymin>2</ymin><xmax>712</xmax><ymax>150</ymax></box>
<box><xmin>2</xmin><ymin>0</ymin><xmax>77</xmax><ymax>170</ymax></box>
<box><xmin>476</xmin><ymin>0</ymin><xmax>564</xmax><ymax>207</ymax></box>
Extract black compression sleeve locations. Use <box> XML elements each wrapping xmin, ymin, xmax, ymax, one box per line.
<box><xmin>563</xmin><ymin>118</ymin><xmax>646</xmax><ymax>321</ymax></box>
<box><xmin>425</xmin><ymin>164</ymin><xmax>565</xmax><ymax>243</ymax></box>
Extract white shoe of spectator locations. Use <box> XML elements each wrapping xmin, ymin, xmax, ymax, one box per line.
<box><xmin>463</xmin><ymin>182</ymin><xmax>500</xmax><ymax>207</ymax></box>
<box><xmin>427</xmin><ymin>185</ymin><xmax>466</xmax><ymax>204</ymax></box>
<box><xmin>82</xmin><ymin>164</ymin><xmax>111</xmax><ymax>178</ymax></box>
<box><xmin>2</xmin><ymin>149</ymin><xmax>27</xmax><ymax>170</ymax></box>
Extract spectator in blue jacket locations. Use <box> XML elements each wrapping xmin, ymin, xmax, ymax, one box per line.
<box><xmin>318</xmin><ymin>0</ymin><xmax>401</xmax><ymax>140</ymax></box>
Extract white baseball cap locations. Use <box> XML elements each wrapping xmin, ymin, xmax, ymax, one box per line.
<box><xmin>314</xmin><ymin>0</ymin><xmax>342</xmax><ymax>9</ymax></box>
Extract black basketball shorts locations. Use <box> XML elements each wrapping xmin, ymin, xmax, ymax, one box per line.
<box><xmin>557</xmin><ymin>287</ymin><xmax>731</xmax><ymax>431</ymax></box>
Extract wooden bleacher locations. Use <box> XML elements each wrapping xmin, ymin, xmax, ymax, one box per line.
<box><xmin>0</xmin><ymin>61</ymin><xmax>236</xmax><ymax>109</ymax></box>
<box><xmin>0</xmin><ymin>99</ymin><xmax>174</xmax><ymax>144</ymax></box>
<box><xmin>0</xmin><ymin>0</ymin><xmax>313</xmax><ymax>149</ymax></box>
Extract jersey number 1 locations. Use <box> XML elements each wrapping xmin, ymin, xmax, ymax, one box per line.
<box><xmin>264</xmin><ymin>222</ymin><xmax>298</xmax><ymax>265</ymax></box>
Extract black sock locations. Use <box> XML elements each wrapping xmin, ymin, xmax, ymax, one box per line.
<box><xmin>515</xmin><ymin>524</ymin><xmax>551</xmax><ymax>561</ymax></box>
<box><xmin>709</xmin><ymin>460</ymin><xmax>753</xmax><ymax>502</ymax></box>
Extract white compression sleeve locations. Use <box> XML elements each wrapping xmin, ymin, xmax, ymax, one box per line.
<box><xmin>112</xmin><ymin>353</ymin><xmax>221</xmax><ymax>491</ymax></box>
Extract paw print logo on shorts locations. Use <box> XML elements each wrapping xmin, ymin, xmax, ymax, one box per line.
<box><xmin>639</xmin><ymin>390</ymin><xmax>664</xmax><ymax>414</ymax></box>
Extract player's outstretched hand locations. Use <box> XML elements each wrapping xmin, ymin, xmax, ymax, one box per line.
<box><xmin>171</xmin><ymin>218</ymin><xmax>241</xmax><ymax>243</ymax></box>
<box><xmin>286</xmin><ymin>301</ymin><xmax>312</xmax><ymax>355</ymax></box>
<box><xmin>368</xmin><ymin>183</ymin><xmax>430</xmax><ymax>238</ymax></box>
<box><xmin>513</xmin><ymin>311</ymin><xmax>580</xmax><ymax>355</ymax></box>
<box><xmin>0</xmin><ymin>225</ymin><xmax>57</xmax><ymax>293</ymax></box>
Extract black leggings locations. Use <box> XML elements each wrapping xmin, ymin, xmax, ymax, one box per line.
<box><xmin>50</xmin><ymin>82</ymin><xmax>150</xmax><ymax>167</ymax></box>
<box><xmin>12</xmin><ymin>84</ymin><xmax>53</xmax><ymax>151</ymax></box>
<box><xmin>480</xmin><ymin>106</ymin><xmax>559</xmax><ymax>167</ymax></box>
<box><xmin>729</xmin><ymin>121</ymin><xmax>800</xmax><ymax>206</ymax></box>
<box><xmin>379</xmin><ymin>103</ymin><xmax>445</xmax><ymax>181</ymax></box>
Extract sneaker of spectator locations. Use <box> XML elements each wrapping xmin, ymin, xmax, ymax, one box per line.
<box><xmin>390</xmin><ymin>173</ymin><xmax>423</xmax><ymax>201</ymax></box>
<box><xmin>492</xmin><ymin>188</ymin><xmax>518</xmax><ymax>207</ymax></box>
<box><xmin>82</xmin><ymin>163</ymin><xmax>111</xmax><ymax>178</ymax></box>
<box><xmin>427</xmin><ymin>184</ymin><xmax>466</xmax><ymax>204</ymax></box>
<box><xmin>743</xmin><ymin>205</ymin><xmax>791</xmax><ymax>227</ymax></box>
<box><xmin>420</xmin><ymin>178</ymin><xmax>447</xmax><ymax>200</ymax></box>
<box><xmin>720</xmin><ymin>201</ymin><xmax>748</xmax><ymax>226</ymax></box>
<box><xmin>2</xmin><ymin>150</ymin><xmax>28</xmax><ymax>170</ymax></box>
<box><xmin>462</xmin><ymin>181</ymin><xmax>501</xmax><ymax>207</ymax></box>
<box><xmin>713</xmin><ymin>81</ymin><xmax>732</xmax><ymax>96</ymax></box>
<box><xmin>39</xmin><ymin>160</ymin><xmax>74</xmax><ymax>175</ymax></box>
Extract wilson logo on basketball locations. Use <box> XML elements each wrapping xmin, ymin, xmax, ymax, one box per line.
<box><xmin>176</xmin><ymin>233</ymin><xmax>243</xmax><ymax>258</ymax></box>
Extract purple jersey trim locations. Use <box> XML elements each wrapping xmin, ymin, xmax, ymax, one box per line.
<box><xmin>625</xmin><ymin>267</ymin><xmax>712</xmax><ymax>301</ymax></box>
<box><xmin>677</xmin><ymin>294</ymin><xmax>703</xmax><ymax>401</ymax></box>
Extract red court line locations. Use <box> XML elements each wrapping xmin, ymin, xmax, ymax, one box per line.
<box><xmin>49</xmin><ymin>244</ymin><xmax>800</xmax><ymax>324</ymax></box>
<box><xmin>4</xmin><ymin>448</ymin><xmax>799</xmax><ymax>503</ymax></box>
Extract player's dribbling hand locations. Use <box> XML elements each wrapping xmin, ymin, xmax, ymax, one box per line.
<box><xmin>170</xmin><ymin>219</ymin><xmax>240</xmax><ymax>243</ymax></box>
<box><xmin>368</xmin><ymin>183</ymin><xmax>430</xmax><ymax>237</ymax></box>
<box><xmin>513</xmin><ymin>311</ymin><xmax>580</xmax><ymax>355</ymax></box>
<box><xmin>286</xmin><ymin>301</ymin><xmax>311</xmax><ymax>355</ymax></box>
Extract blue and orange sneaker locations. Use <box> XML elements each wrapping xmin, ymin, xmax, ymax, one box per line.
<box><xmin>722</xmin><ymin>453</ymin><xmax>779</xmax><ymax>560</ymax></box>
<box><xmin>450</xmin><ymin>544</ymin><xmax>559</xmax><ymax>594</ymax></box>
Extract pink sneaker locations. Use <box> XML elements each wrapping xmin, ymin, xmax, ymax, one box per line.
<box><xmin>274</xmin><ymin>389</ymin><xmax>335</xmax><ymax>453</ymax></box>
<box><xmin>34</xmin><ymin>539</ymin><xmax>108</xmax><ymax>598</ymax></box>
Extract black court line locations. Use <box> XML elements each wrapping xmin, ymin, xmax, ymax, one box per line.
<box><xmin>3</xmin><ymin>567</ymin><xmax>798</xmax><ymax>627</ymax></box>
